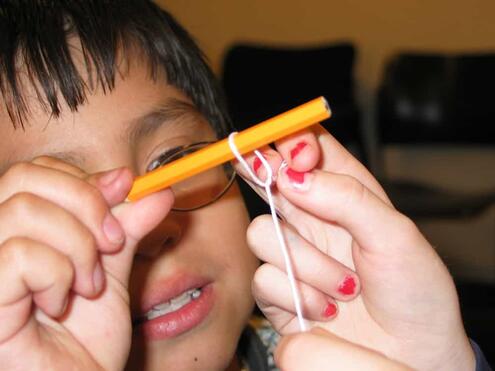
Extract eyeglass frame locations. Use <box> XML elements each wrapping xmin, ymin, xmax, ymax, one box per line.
<box><xmin>156</xmin><ymin>141</ymin><xmax>237</xmax><ymax>212</ymax></box>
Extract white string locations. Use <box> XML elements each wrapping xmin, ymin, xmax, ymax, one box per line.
<box><xmin>228</xmin><ymin>132</ymin><xmax>307</xmax><ymax>332</ymax></box>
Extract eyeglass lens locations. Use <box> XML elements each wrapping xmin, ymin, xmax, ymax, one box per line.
<box><xmin>165</xmin><ymin>144</ymin><xmax>235</xmax><ymax>211</ymax></box>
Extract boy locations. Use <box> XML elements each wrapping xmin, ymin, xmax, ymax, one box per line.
<box><xmin>0</xmin><ymin>1</ymin><xmax>262</xmax><ymax>369</ymax></box>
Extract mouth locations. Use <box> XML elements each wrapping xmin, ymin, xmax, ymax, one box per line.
<box><xmin>132</xmin><ymin>277</ymin><xmax>215</xmax><ymax>341</ymax></box>
<box><xmin>133</xmin><ymin>287</ymin><xmax>203</xmax><ymax>324</ymax></box>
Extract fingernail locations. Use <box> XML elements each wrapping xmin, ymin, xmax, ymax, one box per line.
<box><xmin>338</xmin><ymin>275</ymin><xmax>356</xmax><ymax>295</ymax></box>
<box><xmin>98</xmin><ymin>168</ymin><xmax>122</xmax><ymax>186</ymax></box>
<box><xmin>286</xmin><ymin>168</ymin><xmax>305</xmax><ymax>184</ymax></box>
<box><xmin>290</xmin><ymin>142</ymin><xmax>307</xmax><ymax>160</ymax></box>
<box><xmin>103</xmin><ymin>213</ymin><xmax>125</xmax><ymax>244</ymax></box>
<box><xmin>284</xmin><ymin>167</ymin><xmax>311</xmax><ymax>191</ymax></box>
<box><xmin>323</xmin><ymin>302</ymin><xmax>337</xmax><ymax>318</ymax></box>
<box><xmin>253</xmin><ymin>157</ymin><xmax>262</xmax><ymax>174</ymax></box>
<box><xmin>60</xmin><ymin>296</ymin><xmax>69</xmax><ymax>315</ymax></box>
<box><xmin>93</xmin><ymin>261</ymin><xmax>105</xmax><ymax>292</ymax></box>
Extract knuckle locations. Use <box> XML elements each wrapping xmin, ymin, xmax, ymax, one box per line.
<box><xmin>3</xmin><ymin>162</ymin><xmax>33</xmax><ymax>187</ymax></box>
<box><xmin>311</xmin><ymin>261</ymin><xmax>329</xmax><ymax>285</ymax></box>
<box><xmin>39</xmin><ymin>248</ymin><xmax>74</xmax><ymax>286</ymax></box>
<box><xmin>0</xmin><ymin>237</ymin><xmax>32</xmax><ymax>267</ymax></box>
<box><xmin>80</xmin><ymin>184</ymin><xmax>103</xmax><ymax>206</ymax></box>
<box><xmin>41</xmin><ymin>247</ymin><xmax>74</xmax><ymax>282</ymax></box>
<box><xmin>251</xmin><ymin>264</ymin><xmax>272</xmax><ymax>297</ymax></box>
<box><xmin>301</xmin><ymin>293</ymin><xmax>320</xmax><ymax>312</ymax></box>
<box><xmin>77</xmin><ymin>229</ymin><xmax>98</xmax><ymax>265</ymax></box>
<box><xmin>5</xmin><ymin>192</ymin><xmax>41</xmax><ymax>219</ymax></box>
<box><xmin>0</xmin><ymin>238</ymin><xmax>74</xmax><ymax>286</ymax></box>
<box><xmin>397</xmin><ymin>212</ymin><xmax>416</xmax><ymax>231</ymax></box>
<box><xmin>57</xmin><ymin>255</ymin><xmax>75</xmax><ymax>286</ymax></box>
<box><xmin>395</xmin><ymin>212</ymin><xmax>422</xmax><ymax>245</ymax></box>
<box><xmin>78</xmin><ymin>185</ymin><xmax>107</xmax><ymax>220</ymax></box>
<box><xmin>246</xmin><ymin>214</ymin><xmax>272</xmax><ymax>246</ymax></box>
<box><xmin>340</xmin><ymin>175</ymin><xmax>367</xmax><ymax>208</ymax></box>
<box><xmin>7</xmin><ymin>161</ymin><xmax>33</xmax><ymax>176</ymax></box>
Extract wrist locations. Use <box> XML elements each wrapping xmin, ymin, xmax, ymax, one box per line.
<box><xmin>469</xmin><ymin>340</ymin><xmax>492</xmax><ymax>371</ymax></box>
<box><xmin>397</xmin><ymin>327</ymin><xmax>476</xmax><ymax>371</ymax></box>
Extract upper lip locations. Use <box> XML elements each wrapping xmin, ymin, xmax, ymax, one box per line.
<box><xmin>136</xmin><ymin>272</ymin><xmax>211</xmax><ymax>317</ymax></box>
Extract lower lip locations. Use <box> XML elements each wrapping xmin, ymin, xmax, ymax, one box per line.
<box><xmin>136</xmin><ymin>284</ymin><xmax>215</xmax><ymax>341</ymax></box>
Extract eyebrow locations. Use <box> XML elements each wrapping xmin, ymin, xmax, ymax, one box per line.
<box><xmin>0</xmin><ymin>99</ymin><xmax>200</xmax><ymax>174</ymax></box>
<box><xmin>125</xmin><ymin>98</ymin><xmax>199</xmax><ymax>144</ymax></box>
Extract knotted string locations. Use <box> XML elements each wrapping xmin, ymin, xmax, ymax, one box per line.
<box><xmin>228</xmin><ymin>132</ymin><xmax>307</xmax><ymax>332</ymax></box>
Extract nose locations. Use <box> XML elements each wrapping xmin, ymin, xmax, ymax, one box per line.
<box><xmin>135</xmin><ymin>215</ymin><xmax>183</xmax><ymax>259</ymax></box>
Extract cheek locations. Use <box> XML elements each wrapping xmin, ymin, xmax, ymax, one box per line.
<box><xmin>195</xmin><ymin>188</ymin><xmax>259</xmax><ymax>281</ymax></box>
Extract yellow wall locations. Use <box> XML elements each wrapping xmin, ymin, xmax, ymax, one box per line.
<box><xmin>157</xmin><ymin>2</ymin><xmax>495</xmax><ymax>282</ymax></box>
<box><xmin>158</xmin><ymin>0</ymin><xmax>495</xmax><ymax>92</ymax></box>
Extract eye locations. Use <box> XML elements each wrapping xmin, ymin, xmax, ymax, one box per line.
<box><xmin>146</xmin><ymin>146</ymin><xmax>186</xmax><ymax>172</ymax></box>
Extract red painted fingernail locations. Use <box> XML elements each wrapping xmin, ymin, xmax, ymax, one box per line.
<box><xmin>103</xmin><ymin>213</ymin><xmax>125</xmax><ymax>244</ymax></box>
<box><xmin>286</xmin><ymin>168</ymin><xmax>306</xmax><ymax>184</ymax></box>
<box><xmin>290</xmin><ymin>142</ymin><xmax>307</xmax><ymax>160</ymax></box>
<box><xmin>338</xmin><ymin>275</ymin><xmax>356</xmax><ymax>295</ymax></box>
<box><xmin>253</xmin><ymin>157</ymin><xmax>262</xmax><ymax>174</ymax></box>
<box><xmin>323</xmin><ymin>302</ymin><xmax>337</xmax><ymax>317</ymax></box>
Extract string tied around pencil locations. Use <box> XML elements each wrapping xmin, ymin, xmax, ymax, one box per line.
<box><xmin>228</xmin><ymin>132</ymin><xmax>307</xmax><ymax>332</ymax></box>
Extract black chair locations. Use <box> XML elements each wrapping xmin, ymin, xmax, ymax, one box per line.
<box><xmin>377</xmin><ymin>53</ymin><xmax>495</xmax><ymax>218</ymax></box>
<box><xmin>222</xmin><ymin>42</ymin><xmax>363</xmax><ymax>218</ymax></box>
<box><xmin>377</xmin><ymin>52</ymin><xmax>495</xmax><ymax>364</ymax></box>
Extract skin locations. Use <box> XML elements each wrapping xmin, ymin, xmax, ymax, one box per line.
<box><xmin>239</xmin><ymin>127</ymin><xmax>476</xmax><ymax>371</ymax></box>
<box><xmin>0</xmin><ymin>39</ymin><xmax>476</xmax><ymax>371</ymax></box>
<box><xmin>276</xmin><ymin>327</ymin><xmax>412</xmax><ymax>371</ymax></box>
<box><xmin>0</xmin><ymin>55</ymin><xmax>258</xmax><ymax>370</ymax></box>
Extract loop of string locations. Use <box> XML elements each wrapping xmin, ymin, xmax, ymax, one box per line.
<box><xmin>228</xmin><ymin>132</ymin><xmax>307</xmax><ymax>332</ymax></box>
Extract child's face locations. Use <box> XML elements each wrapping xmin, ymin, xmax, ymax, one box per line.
<box><xmin>0</xmin><ymin>58</ymin><xmax>259</xmax><ymax>370</ymax></box>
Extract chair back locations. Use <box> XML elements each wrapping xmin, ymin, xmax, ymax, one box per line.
<box><xmin>222</xmin><ymin>43</ymin><xmax>361</xmax><ymax>148</ymax></box>
<box><xmin>378</xmin><ymin>53</ymin><xmax>495</xmax><ymax>145</ymax></box>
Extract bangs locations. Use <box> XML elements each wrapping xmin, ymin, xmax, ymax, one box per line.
<box><xmin>0</xmin><ymin>0</ymin><xmax>231</xmax><ymax>136</ymax></box>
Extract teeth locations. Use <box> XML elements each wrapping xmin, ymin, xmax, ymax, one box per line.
<box><xmin>145</xmin><ymin>288</ymin><xmax>202</xmax><ymax>320</ymax></box>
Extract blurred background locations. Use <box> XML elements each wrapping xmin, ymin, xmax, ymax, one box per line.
<box><xmin>158</xmin><ymin>0</ymin><xmax>495</xmax><ymax>363</ymax></box>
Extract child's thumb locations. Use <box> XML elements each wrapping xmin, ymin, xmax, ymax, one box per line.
<box><xmin>101</xmin><ymin>188</ymin><xmax>174</xmax><ymax>285</ymax></box>
<box><xmin>275</xmin><ymin>327</ymin><xmax>411</xmax><ymax>371</ymax></box>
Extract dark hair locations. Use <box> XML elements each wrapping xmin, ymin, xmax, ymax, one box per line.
<box><xmin>0</xmin><ymin>0</ymin><xmax>231</xmax><ymax>136</ymax></box>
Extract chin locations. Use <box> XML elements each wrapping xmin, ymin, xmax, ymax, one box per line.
<box><xmin>126</xmin><ymin>321</ymin><xmax>244</xmax><ymax>371</ymax></box>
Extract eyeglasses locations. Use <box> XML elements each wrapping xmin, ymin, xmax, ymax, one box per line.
<box><xmin>149</xmin><ymin>141</ymin><xmax>236</xmax><ymax>211</ymax></box>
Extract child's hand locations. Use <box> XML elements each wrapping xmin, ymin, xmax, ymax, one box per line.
<box><xmin>0</xmin><ymin>157</ymin><xmax>173</xmax><ymax>370</ymax></box>
<box><xmin>276</xmin><ymin>327</ymin><xmax>411</xmax><ymax>371</ymax></box>
<box><xmin>238</xmin><ymin>126</ymin><xmax>475</xmax><ymax>371</ymax></box>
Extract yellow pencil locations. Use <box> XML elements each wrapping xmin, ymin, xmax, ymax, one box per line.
<box><xmin>127</xmin><ymin>96</ymin><xmax>331</xmax><ymax>201</ymax></box>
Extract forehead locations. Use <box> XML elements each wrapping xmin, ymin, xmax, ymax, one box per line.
<box><xmin>0</xmin><ymin>60</ymin><xmax>210</xmax><ymax>172</ymax></box>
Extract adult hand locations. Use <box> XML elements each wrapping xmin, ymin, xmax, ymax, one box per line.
<box><xmin>276</xmin><ymin>327</ymin><xmax>411</xmax><ymax>371</ymax></box>
<box><xmin>239</xmin><ymin>125</ymin><xmax>475</xmax><ymax>371</ymax></box>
